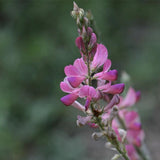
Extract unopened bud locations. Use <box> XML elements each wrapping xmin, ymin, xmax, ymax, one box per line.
<box><xmin>118</xmin><ymin>128</ymin><xmax>126</xmax><ymax>143</ymax></box>
<box><xmin>111</xmin><ymin>154</ymin><xmax>121</xmax><ymax>160</ymax></box>
<box><xmin>105</xmin><ymin>142</ymin><xmax>116</xmax><ymax>151</ymax></box>
<box><xmin>71</xmin><ymin>2</ymin><xmax>84</xmax><ymax>20</ymax></box>
<box><xmin>92</xmin><ymin>132</ymin><xmax>103</xmax><ymax>141</ymax></box>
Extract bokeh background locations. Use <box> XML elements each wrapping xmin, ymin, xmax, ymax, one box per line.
<box><xmin>0</xmin><ymin>0</ymin><xmax>160</xmax><ymax>160</ymax></box>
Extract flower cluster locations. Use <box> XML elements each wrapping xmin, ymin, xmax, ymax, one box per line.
<box><xmin>60</xmin><ymin>3</ymin><xmax>149</xmax><ymax>160</ymax></box>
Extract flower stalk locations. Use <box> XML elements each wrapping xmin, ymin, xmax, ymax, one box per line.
<box><xmin>60</xmin><ymin>2</ymin><xmax>151</xmax><ymax>160</ymax></box>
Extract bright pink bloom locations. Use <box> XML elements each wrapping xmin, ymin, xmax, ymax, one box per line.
<box><xmin>91</xmin><ymin>44</ymin><xmax>108</xmax><ymax>70</ymax></box>
<box><xmin>125</xmin><ymin>144</ymin><xmax>139</xmax><ymax>160</ymax></box>
<box><xmin>94</xmin><ymin>59</ymin><xmax>118</xmax><ymax>81</ymax></box>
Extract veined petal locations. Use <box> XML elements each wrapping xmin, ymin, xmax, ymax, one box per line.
<box><xmin>84</xmin><ymin>97</ymin><xmax>91</xmax><ymax>111</ymax></box>
<box><xmin>103</xmin><ymin>83</ymin><xmax>125</xmax><ymax>94</ymax></box>
<box><xmin>91</xmin><ymin>44</ymin><xmax>108</xmax><ymax>70</ymax></box>
<box><xmin>64</xmin><ymin>65</ymin><xmax>80</xmax><ymax>77</ymax></box>
<box><xmin>60</xmin><ymin>93</ymin><xmax>78</xmax><ymax>106</ymax></box>
<box><xmin>73</xmin><ymin>58</ymin><xmax>88</xmax><ymax>76</ymax></box>
<box><xmin>75</xmin><ymin>37</ymin><xmax>85</xmax><ymax>51</ymax></box>
<box><xmin>67</xmin><ymin>76</ymin><xmax>85</xmax><ymax>88</ymax></box>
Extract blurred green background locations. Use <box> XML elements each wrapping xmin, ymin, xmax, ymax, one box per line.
<box><xmin>0</xmin><ymin>0</ymin><xmax>159</xmax><ymax>160</ymax></box>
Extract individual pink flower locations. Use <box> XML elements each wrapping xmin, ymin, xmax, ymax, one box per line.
<box><xmin>125</xmin><ymin>144</ymin><xmax>139</xmax><ymax>160</ymax></box>
<box><xmin>79</xmin><ymin>85</ymin><xmax>99</xmax><ymax>110</ymax></box>
<box><xmin>60</xmin><ymin>78</ymin><xmax>80</xmax><ymax>106</ymax></box>
<box><xmin>118</xmin><ymin>87</ymin><xmax>141</xmax><ymax>108</ymax></box>
<box><xmin>94</xmin><ymin>59</ymin><xmax>118</xmax><ymax>81</ymax></box>
<box><xmin>64</xmin><ymin>58</ymin><xmax>88</xmax><ymax>88</ymax></box>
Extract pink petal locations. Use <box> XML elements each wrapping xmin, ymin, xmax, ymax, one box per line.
<box><xmin>104</xmin><ymin>94</ymin><xmax>120</xmax><ymax>112</ymax></box>
<box><xmin>79</xmin><ymin>85</ymin><xmax>97</xmax><ymax>98</ymax></box>
<box><xmin>96</xmin><ymin>69</ymin><xmax>118</xmax><ymax>81</ymax></box>
<box><xmin>125</xmin><ymin>144</ymin><xmax>139</xmax><ymax>160</ymax></box>
<box><xmin>73</xmin><ymin>58</ymin><xmax>88</xmax><ymax>76</ymax></box>
<box><xmin>103</xmin><ymin>83</ymin><xmax>125</xmax><ymax>94</ymax></box>
<box><xmin>119</xmin><ymin>87</ymin><xmax>137</xmax><ymax>107</ymax></box>
<box><xmin>91</xmin><ymin>44</ymin><xmax>108</xmax><ymax>69</ymax></box>
<box><xmin>88</xmin><ymin>33</ymin><xmax>97</xmax><ymax>49</ymax></box>
<box><xmin>67</xmin><ymin>76</ymin><xmax>85</xmax><ymax>88</ymax></box>
<box><xmin>103</xmin><ymin>59</ymin><xmax>111</xmax><ymax>72</ymax></box>
<box><xmin>60</xmin><ymin>80</ymin><xmax>73</xmax><ymax>93</ymax></box>
<box><xmin>60</xmin><ymin>93</ymin><xmax>78</xmax><ymax>106</ymax></box>
<box><xmin>64</xmin><ymin>65</ymin><xmax>80</xmax><ymax>77</ymax></box>
<box><xmin>124</xmin><ymin>111</ymin><xmax>138</xmax><ymax>124</ymax></box>
<box><xmin>84</xmin><ymin>97</ymin><xmax>91</xmax><ymax>111</ymax></box>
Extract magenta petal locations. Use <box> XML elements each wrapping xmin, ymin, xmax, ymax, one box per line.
<box><xmin>101</xmin><ymin>69</ymin><xmax>118</xmax><ymax>81</ymax></box>
<box><xmin>64</xmin><ymin>65</ymin><xmax>79</xmax><ymax>77</ymax></box>
<box><xmin>60</xmin><ymin>81</ymin><xmax>73</xmax><ymax>93</ymax></box>
<box><xmin>60</xmin><ymin>93</ymin><xmax>78</xmax><ymax>106</ymax></box>
<box><xmin>85</xmin><ymin>97</ymin><xmax>91</xmax><ymax>111</ymax></box>
<box><xmin>67</xmin><ymin>76</ymin><xmax>85</xmax><ymax>88</ymax></box>
<box><xmin>91</xmin><ymin>44</ymin><xmax>108</xmax><ymax>69</ymax></box>
<box><xmin>75</xmin><ymin>36</ymin><xmax>85</xmax><ymax>51</ymax></box>
<box><xmin>103</xmin><ymin>83</ymin><xmax>125</xmax><ymax>94</ymax></box>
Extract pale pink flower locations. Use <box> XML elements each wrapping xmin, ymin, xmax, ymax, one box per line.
<box><xmin>119</xmin><ymin>87</ymin><xmax>141</xmax><ymax>108</ymax></box>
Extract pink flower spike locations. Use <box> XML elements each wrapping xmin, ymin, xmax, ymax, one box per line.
<box><xmin>60</xmin><ymin>93</ymin><xmax>78</xmax><ymax>106</ymax></box>
<box><xmin>67</xmin><ymin>76</ymin><xmax>85</xmax><ymax>88</ymax></box>
<box><xmin>91</xmin><ymin>44</ymin><xmax>108</xmax><ymax>70</ymax></box>
<box><xmin>103</xmin><ymin>83</ymin><xmax>125</xmax><ymax>94</ymax></box>
<box><xmin>72</xmin><ymin>101</ymin><xmax>85</xmax><ymax>111</ymax></box>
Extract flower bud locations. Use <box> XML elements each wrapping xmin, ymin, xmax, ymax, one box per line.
<box><xmin>111</xmin><ymin>154</ymin><xmax>121</xmax><ymax>160</ymax></box>
<box><xmin>105</xmin><ymin>142</ymin><xmax>116</xmax><ymax>151</ymax></box>
<box><xmin>92</xmin><ymin>132</ymin><xmax>103</xmax><ymax>141</ymax></box>
<box><xmin>118</xmin><ymin>128</ymin><xmax>126</xmax><ymax>143</ymax></box>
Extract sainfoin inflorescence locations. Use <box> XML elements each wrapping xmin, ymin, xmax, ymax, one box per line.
<box><xmin>60</xmin><ymin>2</ymin><xmax>150</xmax><ymax>160</ymax></box>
